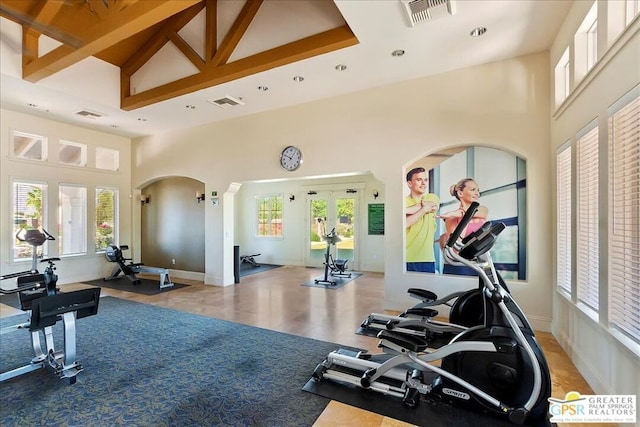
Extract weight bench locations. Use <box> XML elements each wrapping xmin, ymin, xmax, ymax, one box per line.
<box><xmin>240</xmin><ymin>253</ymin><xmax>261</xmax><ymax>268</ymax></box>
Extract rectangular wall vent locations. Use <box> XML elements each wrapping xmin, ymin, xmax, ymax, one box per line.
<box><xmin>401</xmin><ymin>0</ymin><xmax>456</xmax><ymax>27</ymax></box>
<box><xmin>75</xmin><ymin>109</ymin><xmax>105</xmax><ymax>119</ymax></box>
<box><xmin>208</xmin><ymin>95</ymin><xmax>245</xmax><ymax>109</ymax></box>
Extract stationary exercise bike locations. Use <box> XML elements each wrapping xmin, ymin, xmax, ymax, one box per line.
<box><xmin>312</xmin><ymin>203</ymin><xmax>552</xmax><ymax>425</ymax></box>
<box><xmin>314</xmin><ymin>228</ymin><xmax>350</xmax><ymax>286</ymax></box>
<box><xmin>0</xmin><ymin>229</ymin><xmax>101</xmax><ymax>384</ymax></box>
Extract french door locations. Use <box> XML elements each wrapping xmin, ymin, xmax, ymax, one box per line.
<box><xmin>305</xmin><ymin>190</ymin><xmax>358</xmax><ymax>269</ymax></box>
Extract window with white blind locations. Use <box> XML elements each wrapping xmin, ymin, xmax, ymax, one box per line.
<box><xmin>608</xmin><ymin>90</ymin><xmax>640</xmax><ymax>343</ymax></box>
<box><xmin>12</xmin><ymin>181</ymin><xmax>48</xmax><ymax>261</ymax></box>
<box><xmin>59</xmin><ymin>184</ymin><xmax>87</xmax><ymax>255</ymax></box>
<box><xmin>576</xmin><ymin>123</ymin><xmax>599</xmax><ymax>313</ymax></box>
<box><xmin>557</xmin><ymin>146</ymin><xmax>572</xmax><ymax>295</ymax></box>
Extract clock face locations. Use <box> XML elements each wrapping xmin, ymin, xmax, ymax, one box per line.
<box><xmin>280</xmin><ymin>146</ymin><xmax>303</xmax><ymax>171</ymax></box>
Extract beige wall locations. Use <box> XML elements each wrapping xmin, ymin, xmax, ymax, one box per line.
<box><xmin>133</xmin><ymin>51</ymin><xmax>555</xmax><ymax>330</ymax></box>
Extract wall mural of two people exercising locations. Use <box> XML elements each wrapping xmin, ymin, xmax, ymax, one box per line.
<box><xmin>404</xmin><ymin>146</ymin><xmax>527</xmax><ymax>280</ymax></box>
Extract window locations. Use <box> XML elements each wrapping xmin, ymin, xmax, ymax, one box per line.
<box><xmin>626</xmin><ymin>0</ymin><xmax>640</xmax><ymax>25</ymax></box>
<box><xmin>59</xmin><ymin>140</ymin><xmax>87</xmax><ymax>167</ymax></box>
<box><xmin>256</xmin><ymin>195</ymin><xmax>283</xmax><ymax>237</ymax></box>
<box><xmin>574</xmin><ymin>2</ymin><xmax>598</xmax><ymax>82</ymax></box>
<box><xmin>554</xmin><ymin>48</ymin><xmax>571</xmax><ymax>107</ymax></box>
<box><xmin>12</xmin><ymin>181</ymin><xmax>48</xmax><ymax>260</ymax></box>
<box><xmin>576</xmin><ymin>123</ymin><xmax>599</xmax><ymax>313</ymax></box>
<box><xmin>96</xmin><ymin>187</ymin><xmax>118</xmax><ymax>251</ymax></box>
<box><xmin>96</xmin><ymin>147</ymin><xmax>119</xmax><ymax>171</ymax></box>
<box><xmin>608</xmin><ymin>90</ymin><xmax>640</xmax><ymax>343</ymax></box>
<box><xmin>557</xmin><ymin>145</ymin><xmax>572</xmax><ymax>295</ymax></box>
<box><xmin>586</xmin><ymin>19</ymin><xmax>598</xmax><ymax>71</ymax></box>
<box><xmin>59</xmin><ymin>184</ymin><xmax>87</xmax><ymax>255</ymax></box>
<box><xmin>11</xmin><ymin>131</ymin><xmax>47</xmax><ymax>161</ymax></box>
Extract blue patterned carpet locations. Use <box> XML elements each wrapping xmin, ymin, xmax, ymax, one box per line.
<box><xmin>0</xmin><ymin>297</ymin><xmax>347</xmax><ymax>427</ymax></box>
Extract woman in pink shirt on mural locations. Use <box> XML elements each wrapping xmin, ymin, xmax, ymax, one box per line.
<box><xmin>439</xmin><ymin>178</ymin><xmax>488</xmax><ymax>276</ymax></box>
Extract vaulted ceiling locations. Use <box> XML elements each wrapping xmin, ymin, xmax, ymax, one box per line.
<box><xmin>0</xmin><ymin>0</ymin><xmax>357</xmax><ymax>110</ymax></box>
<box><xmin>0</xmin><ymin>0</ymin><xmax>573</xmax><ymax>138</ymax></box>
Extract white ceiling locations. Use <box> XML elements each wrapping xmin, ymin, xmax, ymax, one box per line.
<box><xmin>0</xmin><ymin>0</ymin><xmax>573</xmax><ymax>139</ymax></box>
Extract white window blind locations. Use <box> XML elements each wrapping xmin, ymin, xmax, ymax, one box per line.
<box><xmin>576</xmin><ymin>125</ymin><xmax>600</xmax><ymax>312</ymax></box>
<box><xmin>608</xmin><ymin>93</ymin><xmax>640</xmax><ymax>342</ymax></box>
<box><xmin>96</xmin><ymin>188</ymin><xmax>118</xmax><ymax>251</ymax></box>
<box><xmin>557</xmin><ymin>146</ymin><xmax>572</xmax><ymax>295</ymax></box>
<box><xmin>59</xmin><ymin>184</ymin><xmax>87</xmax><ymax>255</ymax></box>
<box><xmin>12</xmin><ymin>181</ymin><xmax>48</xmax><ymax>260</ymax></box>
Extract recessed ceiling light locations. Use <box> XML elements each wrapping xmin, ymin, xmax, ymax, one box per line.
<box><xmin>391</xmin><ymin>49</ymin><xmax>405</xmax><ymax>57</ymax></box>
<box><xmin>470</xmin><ymin>27</ymin><xmax>487</xmax><ymax>37</ymax></box>
<box><xmin>258</xmin><ymin>86</ymin><xmax>269</xmax><ymax>91</ymax></box>
<box><xmin>186</xmin><ymin>105</ymin><xmax>196</xmax><ymax>109</ymax></box>
<box><xmin>335</xmin><ymin>64</ymin><xmax>347</xmax><ymax>71</ymax></box>
<box><xmin>293</xmin><ymin>76</ymin><xmax>304</xmax><ymax>82</ymax></box>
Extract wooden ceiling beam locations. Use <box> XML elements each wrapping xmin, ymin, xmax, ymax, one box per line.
<box><xmin>205</xmin><ymin>0</ymin><xmax>217</xmax><ymax>63</ymax></box>
<box><xmin>121</xmin><ymin>25</ymin><xmax>358</xmax><ymax>110</ymax></box>
<box><xmin>121</xmin><ymin>2</ymin><xmax>204</xmax><ymax>76</ymax></box>
<box><xmin>168</xmin><ymin>32</ymin><xmax>205</xmax><ymax>72</ymax></box>
<box><xmin>22</xmin><ymin>0</ymin><xmax>200</xmax><ymax>82</ymax></box>
<box><xmin>210</xmin><ymin>0</ymin><xmax>263</xmax><ymax>67</ymax></box>
<box><xmin>87</xmin><ymin>0</ymin><xmax>110</xmax><ymax>19</ymax></box>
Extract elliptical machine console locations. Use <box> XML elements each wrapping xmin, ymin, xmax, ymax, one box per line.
<box><xmin>311</xmin><ymin>203</ymin><xmax>552</xmax><ymax>425</ymax></box>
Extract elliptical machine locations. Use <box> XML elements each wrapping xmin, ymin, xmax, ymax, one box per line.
<box><xmin>311</xmin><ymin>203</ymin><xmax>552</xmax><ymax>425</ymax></box>
<box><xmin>360</xmin><ymin>222</ymin><xmax>497</xmax><ymax>347</ymax></box>
<box><xmin>0</xmin><ymin>229</ymin><xmax>101</xmax><ymax>384</ymax></box>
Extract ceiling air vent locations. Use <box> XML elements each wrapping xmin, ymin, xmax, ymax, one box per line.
<box><xmin>401</xmin><ymin>0</ymin><xmax>456</xmax><ymax>27</ymax></box>
<box><xmin>75</xmin><ymin>109</ymin><xmax>105</xmax><ymax>119</ymax></box>
<box><xmin>208</xmin><ymin>95</ymin><xmax>245</xmax><ymax>110</ymax></box>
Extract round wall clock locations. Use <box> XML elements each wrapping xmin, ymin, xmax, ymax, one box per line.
<box><xmin>280</xmin><ymin>145</ymin><xmax>303</xmax><ymax>171</ymax></box>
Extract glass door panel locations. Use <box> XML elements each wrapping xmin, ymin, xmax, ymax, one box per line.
<box><xmin>305</xmin><ymin>190</ymin><xmax>358</xmax><ymax>269</ymax></box>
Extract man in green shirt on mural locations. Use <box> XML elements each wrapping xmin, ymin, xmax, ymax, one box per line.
<box><xmin>405</xmin><ymin>167</ymin><xmax>439</xmax><ymax>273</ymax></box>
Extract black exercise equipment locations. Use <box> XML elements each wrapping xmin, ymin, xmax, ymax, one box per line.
<box><xmin>312</xmin><ymin>203</ymin><xmax>552</xmax><ymax>425</ymax></box>
<box><xmin>240</xmin><ymin>253</ymin><xmax>261</xmax><ymax>268</ymax></box>
<box><xmin>104</xmin><ymin>244</ymin><xmax>173</xmax><ymax>289</ymax></box>
<box><xmin>314</xmin><ymin>228</ymin><xmax>348</xmax><ymax>286</ymax></box>
<box><xmin>1</xmin><ymin>229</ymin><xmax>101</xmax><ymax>384</ymax></box>
<box><xmin>361</xmin><ymin>222</ymin><xmax>506</xmax><ymax>347</ymax></box>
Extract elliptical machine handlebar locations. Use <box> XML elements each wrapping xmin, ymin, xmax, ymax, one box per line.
<box><xmin>445</xmin><ymin>202</ymin><xmax>479</xmax><ymax>248</ymax></box>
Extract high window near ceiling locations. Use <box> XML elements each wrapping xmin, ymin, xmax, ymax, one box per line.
<box><xmin>574</xmin><ymin>2</ymin><xmax>598</xmax><ymax>84</ymax></box>
<box><xmin>11</xmin><ymin>131</ymin><xmax>47</xmax><ymax>161</ymax></box>
<box><xmin>59</xmin><ymin>140</ymin><xmax>87</xmax><ymax>167</ymax></box>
